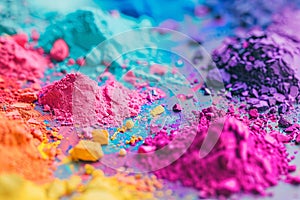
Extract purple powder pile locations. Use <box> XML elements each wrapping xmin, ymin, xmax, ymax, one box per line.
<box><xmin>137</xmin><ymin>106</ymin><xmax>297</xmax><ymax>198</ymax></box>
<box><xmin>211</xmin><ymin>28</ymin><xmax>300</xmax><ymax>113</ymax></box>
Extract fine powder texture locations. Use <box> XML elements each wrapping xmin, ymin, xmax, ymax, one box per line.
<box><xmin>211</xmin><ymin>29</ymin><xmax>300</xmax><ymax>113</ymax></box>
<box><xmin>0</xmin><ymin>115</ymin><xmax>53</xmax><ymax>183</ymax></box>
<box><xmin>39</xmin><ymin>73</ymin><xmax>164</xmax><ymax>127</ymax></box>
<box><xmin>0</xmin><ymin>35</ymin><xmax>49</xmax><ymax>83</ymax></box>
<box><xmin>137</xmin><ymin>107</ymin><xmax>292</xmax><ymax>198</ymax></box>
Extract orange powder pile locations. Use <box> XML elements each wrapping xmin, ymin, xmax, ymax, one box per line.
<box><xmin>0</xmin><ymin>75</ymin><xmax>62</xmax><ymax>183</ymax></box>
<box><xmin>0</xmin><ymin>115</ymin><xmax>53</xmax><ymax>182</ymax></box>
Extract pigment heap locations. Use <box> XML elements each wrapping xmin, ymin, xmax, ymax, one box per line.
<box><xmin>137</xmin><ymin>106</ymin><xmax>297</xmax><ymax>198</ymax></box>
<box><xmin>38</xmin><ymin>73</ymin><xmax>165</xmax><ymax>126</ymax></box>
<box><xmin>0</xmin><ymin>35</ymin><xmax>49</xmax><ymax>83</ymax></box>
<box><xmin>211</xmin><ymin>28</ymin><xmax>300</xmax><ymax>113</ymax></box>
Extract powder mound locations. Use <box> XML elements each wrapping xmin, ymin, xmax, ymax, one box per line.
<box><xmin>39</xmin><ymin>73</ymin><xmax>163</xmax><ymax>127</ymax></box>
<box><xmin>0</xmin><ymin>36</ymin><xmax>48</xmax><ymax>83</ymax></box>
<box><xmin>138</xmin><ymin>108</ymin><xmax>291</xmax><ymax>198</ymax></box>
<box><xmin>39</xmin><ymin>9</ymin><xmax>143</xmax><ymax>59</ymax></box>
<box><xmin>211</xmin><ymin>29</ymin><xmax>300</xmax><ymax>113</ymax></box>
<box><xmin>0</xmin><ymin>115</ymin><xmax>53</xmax><ymax>183</ymax></box>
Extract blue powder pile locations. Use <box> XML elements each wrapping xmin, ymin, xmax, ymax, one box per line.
<box><xmin>38</xmin><ymin>8</ymin><xmax>154</xmax><ymax>59</ymax></box>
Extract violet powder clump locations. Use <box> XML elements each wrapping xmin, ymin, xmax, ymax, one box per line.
<box><xmin>211</xmin><ymin>29</ymin><xmax>300</xmax><ymax>113</ymax></box>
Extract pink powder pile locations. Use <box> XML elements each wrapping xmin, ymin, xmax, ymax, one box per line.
<box><xmin>137</xmin><ymin>106</ymin><xmax>296</xmax><ymax>198</ymax></box>
<box><xmin>38</xmin><ymin>73</ymin><xmax>164</xmax><ymax>127</ymax></box>
<box><xmin>0</xmin><ymin>35</ymin><xmax>49</xmax><ymax>83</ymax></box>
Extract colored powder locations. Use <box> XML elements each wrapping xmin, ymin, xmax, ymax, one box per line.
<box><xmin>0</xmin><ymin>35</ymin><xmax>49</xmax><ymax>83</ymax></box>
<box><xmin>0</xmin><ymin>115</ymin><xmax>54</xmax><ymax>183</ymax></box>
<box><xmin>269</xmin><ymin>8</ymin><xmax>300</xmax><ymax>43</ymax></box>
<box><xmin>0</xmin><ymin>174</ymin><xmax>81</xmax><ymax>200</ymax></box>
<box><xmin>0</xmin><ymin>165</ymin><xmax>166</xmax><ymax>200</ymax></box>
<box><xmin>38</xmin><ymin>9</ymin><xmax>151</xmax><ymax>59</ymax></box>
<box><xmin>38</xmin><ymin>73</ymin><xmax>165</xmax><ymax>127</ymax></box>
<box><xmin>205</xmin><ymin>0</ymin><xmax>297</xmax><ymax>28</ymax></box>
<box><xmin>69</xmin><ymin>140</ymin><xmax>104</xmax><ymax>162</ymax></box>
<box><xmin>71</xmin><ymin>165</ymin><xmax>164</xmax><ymax>200</ymax></box>
<box><xmin>211</xmin><ymin>28</ymin><xmax>300</xmax><ymax>113</ymax></box>
<box><xmin>50</xmin><ymin>39</ymin><xmax>69</xmax><ymax>62</ymax></box>
<box><xmin>0</xmin><ymin>174</ymin><xmax>49</xmax><ymax>200</ymax></box>
<box><xmin>95</xmin><ymin>0</ymin><xmax>195</xmax><ymax>21</ymax></box>
<box><xmin>0</xmin><ymin>75</ymin><xmax>61</xmax><ymax>183</ymax></box>
<box><xmin>137</xmin><ymin>106</ymin><xmax>294</xmax><ymax>198</ymax></box>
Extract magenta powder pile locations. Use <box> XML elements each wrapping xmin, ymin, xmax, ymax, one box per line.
<box><xmin>137</xmin><ymin>107</ymin><xmax>295</xmax><ymax>198</ymax></box>
<box><xmin>38</xmin><ymin>73</ymin><xmax>164</xmax><ymax>127</ymax></box>
<box><xmin>0</xmin><ymin>35</ymin><xmax>48</xmax><ymax>83</ymax></box>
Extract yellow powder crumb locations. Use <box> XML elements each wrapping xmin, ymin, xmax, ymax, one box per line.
<box><xmin>69</xmin><ymin>140</ymin><xmax>103</xmax><ymax>162</ymax></box>
<box><xmin>91</xmin><ymin>129</ymin><xmax>109</xmax><ymax>145</ymax></box>
<box><xmin>125</xmin><ymin>119</ymin><xmax>134</xmax><ymax>129</ymax></box>
<box><xmin>117</xmin><ymin>126</ymin><xmax>127</xmax><ymax>133</ymax></box>
<box><xmin>119</xmin><ymin>148</ymin><xmax>127</xmax><ymax>157</ymax></box>
<box><xmin>84</xmin><ymin>164</ymin><xmax>95</xmax><ymax>175</ymax></box>
<box><xmin>150</xmin><ymin>105</ymin><xmax>165</xmax><ymax>117</ymax></box>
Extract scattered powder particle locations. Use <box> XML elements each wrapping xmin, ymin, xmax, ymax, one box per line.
<box><xmin>150</xmin><ymin>105</ymin><xmax>165</xmax><ymax>117</ymax></box>
<box><xmin>50</xmin><ymin>39</ymin><xmax>69</xmax><ymax>62</ymax></box>
<box><xmin>119</xmin><ymin>148</ymin><xmax>127</xmax><ymax>157</ymax></box>
<box><xmin>31</xmin><ymin>29</ymin><xmax>40</xmax><ymax>41</ymax></box>
<box><xmin>69</xmin><ymin>140</ymin><xmax>103</xmax><ymax>162</ymax></box>
<box><xmin>76</xmin><ymin>57</ymin><xmax>85</xmax><ymax>66</ymax></box>
<box><xmin>91</xmin><ymin>129</ymin><xmax>109</xmax><ymax>145</ymax></box>
<box><xmin>172</xmin><ymin>103</ymin><xmax>182</xmax><ymax>112</ymax></box>
<box><xmin>125</xmin><ymin>119</ymin><xmax>134</xmax><ymax>129</ymax></box>
<box><xmin>150</xmin><ymin>64</ymin><xmax>168</xmax><ymax>76</ymax></box>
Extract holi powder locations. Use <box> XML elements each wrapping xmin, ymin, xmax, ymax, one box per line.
<box><xmin>1</xmin><ymin>1</ymin><xmax>300</xmax><ymax>200</ymax></box>
<box><xmin>211</xmin><ymin>28</ymin><xmax>300</xmax><ymax>113</ymax></box>
<box><xmin>0</xmin><ymin>75</ymin><xmax>61</xmax><ymax>183</ymax></box>
<box><xmin>0</xmin><ymin>35</ymin><xmax>49</xmax><ymax>83</ymax></box>
<box><xmin>0</xmin><ymin>165</ymin><xmax>166</xmax><ymax>200</ymax></box>
<box><xmin>38</xmin><ymin>73</ymin><xmax>165</xmax><ymax>127</ymax></box>
<box><xmin>0</xmin><ymin>114</ymin><xmax>54</xmax><ymax>183</ymax></box>
<box><xmin>136</xmin><ymin>106</ymin><xmax>298</xmax><ymax>198</ymax></box>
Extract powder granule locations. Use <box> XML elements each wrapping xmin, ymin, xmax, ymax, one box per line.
<box><xmin>0</xmin><ymin>36</ymin><xmax>49</xmax><ymax>83</ymax></box>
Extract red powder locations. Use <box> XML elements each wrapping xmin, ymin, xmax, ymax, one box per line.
<box><xmin>138</xmin><ymin>107</ymin><xmax>293</xmax><ymax>198</ymax></box>
<box><xmin>0</xmin><ymin>35</ymin><xmax>48</xmax><ymax>83</ymax></box>
<box><xmin>50</xmin><ymin>39</ymin><xmax>69</xmax><ymax>61</ymax></box>
<box><xmin>39</xmin><ymin>73</ymin><xmax>165</xmax><ymax>127</ymax></box>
